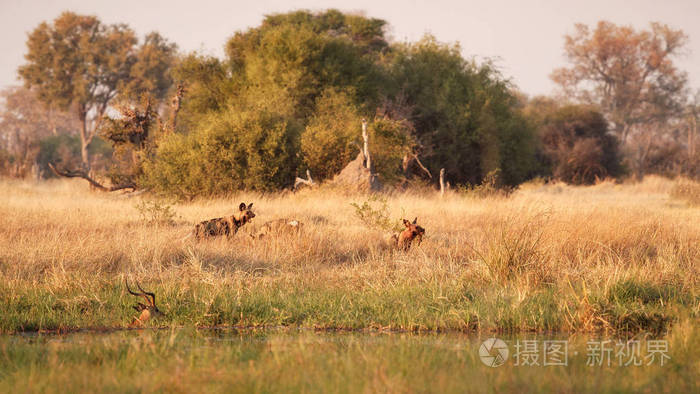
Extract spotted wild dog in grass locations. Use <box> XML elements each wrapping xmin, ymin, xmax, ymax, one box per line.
<box><xmin>253</xmin><ymin>218</ymin><xmax>304</xmax><ymax>239</ymax></box>
<box><xmin>194</xmin><ymin>202</ymin><xmax>255</xmax><ymax>240</ymax></box>
<box><xmin>391</xmin><ymin>217</ymin><xmax>425</xmax><ymax>251</ymax></box>
<box><xmin>126</xmin><ymin>279</ymin><xmax>163</xmax><ymax>327</ymax></box>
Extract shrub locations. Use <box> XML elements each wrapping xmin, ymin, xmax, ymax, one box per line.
<box><xmin>134</xmin><ymin>199</ymin><xmax>177</xmax><ymax>225</ymax></box>
<box><xmin>459</xmin><ymin>168</ymin><xmax>514</xmax><ymax>198</ymax></box>
<box><xmin>100</xmin><ymin>97</ymin><xmax>161</xmax><ymax>188</ymax></box>
<box><xmin>350</xmin><ymin>195</ymin><xmax>402</xmax><ymax>232</ymax></box>
<box><xmin>370</xmin><ymin>118</ymin><xmax>416</xmax><ymax>183</ymax></box>
<box><xmin>389</xmin><ymin>37</ymin><xmax>538</xmax><ymax>187</ymax></box>
<box><xmin>539</xmin><ymin>105</ymin><xmax>623</xmax><ymax>184</ymax></box>
<box><xmin>301</xmin><ymin>90</ymin><xmax>362</xmax><ymax>181</ymax></box>
<box><xmin>142</xmin><ymin>108</ymin><xmax>300</xmax><ymax>198</ymax></box>
<box><xmin>37</xmin><ymin>134</ymin><xmax>81</xmax><ymax>176</ymax></box>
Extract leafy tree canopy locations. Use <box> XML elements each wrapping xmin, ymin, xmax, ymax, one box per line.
<box><xmin>18</xmin><ymin>11</ymin><xmax>177</xmax><ymax>169</ymax></box>
<box><xmin>144</xmin><ymin>10</ymin><xmax>538</xmax><ymax>194</ymax></box>
<box><xmin>551</xmin><ymin>21</ymin><xmax>688</xmax><ymax>142</ymax></box>
<box><xmin>389</xmin><ymin>36</ymin><xmax>537</xmax><ymax>186</ymax></box>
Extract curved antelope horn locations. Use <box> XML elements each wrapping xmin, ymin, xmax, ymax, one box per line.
<box><xmin>136</xmin><ymin>281</ymin><xmax>156</xmax><ymax>307</ymax></box>
<box><xmin>126</xmin><ymin>278</ymin><xmax>151</xmax><ymax>306</ymax></box>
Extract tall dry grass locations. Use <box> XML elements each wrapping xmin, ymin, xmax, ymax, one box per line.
<box><xmin>0</xmin><ymin>176</ymin><xmax>697</xmax><ymax>333</ymax></box>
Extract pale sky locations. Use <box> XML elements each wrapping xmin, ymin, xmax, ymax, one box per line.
<box><xmin>1</xmin><ymin>0</ymin><xmax>699</xmax><ymax>97</ymax></box>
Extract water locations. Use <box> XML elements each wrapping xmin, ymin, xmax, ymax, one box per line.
<box><xmin>0</xmin><ymin>329</ymin><xmax>693</xmax><ymax>393</ymax></box>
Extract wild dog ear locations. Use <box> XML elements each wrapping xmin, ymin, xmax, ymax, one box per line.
<box><xmin>412</xmin><ymin>217</ymin><xmax>417</xmax><ymax>224</ymax></box>
<box><xmin>403</xmin><ymin>219</ymin><xmax>410</xmax><ymax>227</ymax></box>
<box><xmin>247</xmin><ymin>202</ymin><xmax>253</xmax><ymax>210</ymax></box>
<box><xmin>239</xmin><ymin>202</ymin><xmax>247</xmax><ymax>211</ymax></box>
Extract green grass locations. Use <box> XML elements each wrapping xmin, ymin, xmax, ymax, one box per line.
<box><xmin>1</xmin><ymin>326</ymin><xmax>698</xmax><ymax>393</ymax></box>
<box><xmin>1</xmin><ymin>277</ymin><xmax>695</xmax><ymax>335</ymax></box>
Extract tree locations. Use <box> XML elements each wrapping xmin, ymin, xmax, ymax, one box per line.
<box><xmin>223</xmin><ymin>9</ymin><xmax>387</xmax><ymax>118</ymax></box>
<box><xmin>142</xmin><ymin>106</ymin><xmax>301</xmax><ymax>197</ymax></box>
<box><xmin>0</xmin><ymin>86</ymin><xmax>80</xmax><ymax>177</ymax></box>
<box><xmin>99</xmin><ymin>97</ymin><xmax>158</xmax><ymax>190</ymax></box>
<box><xmin>18</xmin><ymin>12</ymin><xmax>176</xmax><ymax>171</ymax></box>
<box><xmin>551</xmin><ymin>21</ymin><xmax>688</xmax><ymax>143</ymax></box>
<box><xmin>683</xmin><ymin>92</ymin><xmax>700</xmax><ymax>178</ymax></box>
<box><xmin>301</xmin><ymin>89</ymin><xmax>362</xmax><ymax>181</ymax></box>
<box><xmin>150</xmin><ymin>11</ymin><xmax>538</xmax><ymax>196</ymax></box>
<box><xmin>538</xmin><ymin>105</ymin><xmax>623</xmax><ymax>184</ymax></box>
<box><xmin>171</xmin><ymin>54</ymin><xmax>231</xmax><ymax>133</ymax></box>
<box><xmin>389</xmin><ymin>36</ymin><xmax>537</xmax><ymax>186</ymax></box>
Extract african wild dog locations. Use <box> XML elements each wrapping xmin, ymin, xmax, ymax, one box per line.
<box><xmin>194</xmin><ymin>202</ymin><xmax>255</xmax><ymax>240</ymax></box>
<box><xmin>252</xmin><ymin>218</ymin><xmax>303</xmax><ymax>239</ymax></box>
<box><xmin>391</xmin><ymin>217</ymin><xmax>425</xmax><ymax>251</ymax></box>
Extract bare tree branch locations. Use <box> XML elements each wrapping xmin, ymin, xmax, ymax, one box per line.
<box><xmin>294</xmin><ymin>169</ymin><xmax>315</xmax><ymax>190</ymax></box>
<box><xmin>412</xmin><ymin>153</ymin><xmax>432</xmax><ymax>179</ymax></box>
<box><xmin>48</xmin><ymin>163</ymin><xmax>137</xmax><ymax>192</ymax></box>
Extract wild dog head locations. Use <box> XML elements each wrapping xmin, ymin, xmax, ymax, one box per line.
<box><xmin>235</xmin><ymin>202</ymin><xmax>256</xmax><ymax>225</ymax></box>
<box><xmin>396</xmin><ymin>217</ymin><xmax>425</xmax><ymax>251</ymax></box>
<box><xmin>126</xmin><ymin>279</ymin><xmax>164</xmax><ymax>327</ymax></box>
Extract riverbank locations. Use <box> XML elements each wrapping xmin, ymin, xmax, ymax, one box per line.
<box><xmin>1</xmin><ymin>177</ymin><xmax>698</xmax><ymax>334</ymax></box>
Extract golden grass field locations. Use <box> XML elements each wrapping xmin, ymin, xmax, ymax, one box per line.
<box><xmin>1</xmin><ymin>176</ymin><xmax>699</xmax><ymax>392</ymax></box>
<box><xmin>0</xmin><ymin>176</ymin><xmax>698</xmax><ymax>333</ymax></box>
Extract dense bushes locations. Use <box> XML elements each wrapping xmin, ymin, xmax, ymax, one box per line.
<box><xmin>38</xmin><ymin>135</ymin><xmax>111</xmax><ymax>177</ymax></box>
<box><xmin>300</xmin><ymin>90</ymin><xmax>362</xmax><ymax>181</ymax></box>
<box><xmin>388</xmin><ymin>37</ymin><xmax>537</xmax><ymax>186</ymax></box>
<box><xmin>8</xmin><ymin>10</ymin><xmax>698</xmax><ymax>193</ymax></box>
<box><xmin>140</xmin><ymin>11</ymin><xmax>539</xmax><ymax>196</ymax></box>
<box><xmin>536</xmin><ymin>105</ymin><xmax>623</xmax><ymax>184</ymax></box>
<box><xmin>143</xmin><ymin>108</ymin><xmax>300</xmax><ymax>197</ymax></box>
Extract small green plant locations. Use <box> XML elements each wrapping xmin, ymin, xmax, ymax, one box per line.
<box><xmin>135</xmin><ymin>199</ymin><xmax>177</xmax><ymax>225</ymax></box>
<box><xmin>459</xmin><ymin>169</ymin><xmax>514</xmax><ymax>198</ymax></box>
<box><xmin>350</xmin><ymin>195</ymin><xmax>402</xmax><ymax>232</ymax></box>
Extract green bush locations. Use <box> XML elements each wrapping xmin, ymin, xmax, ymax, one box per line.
<box><xmin>37</xmin><ymin>134</ymin><xmax>81</xmax><ymax>175</ymax></box>
<box><xmin>388</xmin><ymin>37</ymin><xmax>538</xmax><ymax>186</ymax></box>
<box><xmin>539</xmin><ymin>105</ymin><xmax>623</xmax><ymax>184</ymax></box>
<box><xmin>144</xmin><ymin>10</ymin><xmax>545</xmax><ymax>196</ymax></box>
<box><xmin>301</xmin><ymin>90</ymin><xmax>362</xmax><ymax>181</ymax></box>
<box><xmin>370</xmin><ymin>117</ymin><xmax>415</xmax><ymax>183</ymax></box>
<box><xmin>350</xmin><ymin>195</ymin><xmax>402</xmax><ymax>232</ymax></box>
<box><xmin>134</xmin><ymin>199</ymin><xmax>177</xmax><ymax>225</ymax></box>
<box><xmin>143</xmin><ymin>108</ymin><xmax>300</xmax><ymax>197</ymax></box>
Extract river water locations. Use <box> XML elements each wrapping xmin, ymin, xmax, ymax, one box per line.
<box><xmin>0</xmin><ymin>329</ymin><xmax>691</xmax><ymax>393</ymax></box>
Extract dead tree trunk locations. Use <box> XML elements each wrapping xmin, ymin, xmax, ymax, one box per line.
<box><xmin>440</xmin><ymin>168</ymin><xmax>446</xmax><ymax>198</ymax></box>
<box><xmin>690</xmin><ymin>114</ymin><xmax>696</xmax><ymax>159</ymax></box>
<box><xmin>167</xmin><ymin>84</ymin><xmax>185</xmax><ymax>134</ymax></box>
<box><xmin>361</xmin><ymin>118</ymin><xmax>371</xmax><ymax>170</ymax></box>
<box><xmin>79</xmin><ymin>109</ymin><xmax>91</xmax><ymax>171</ymax></box>
<box><xmin>294</xmin><ymin>169</ymin><xmax>315</xmax><ymax>190</ymax></box>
